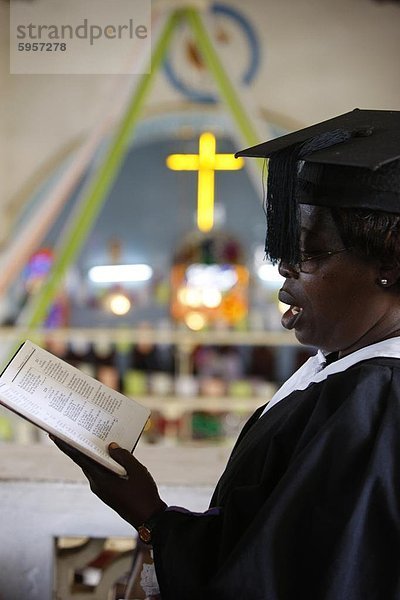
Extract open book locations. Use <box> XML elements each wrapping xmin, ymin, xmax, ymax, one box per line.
<box><xmin>0</xmin><ymin>340</ymin><xmax>151</xmax><ymax>475</ymax></box>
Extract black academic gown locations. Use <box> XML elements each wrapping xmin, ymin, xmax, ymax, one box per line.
<box><xmin>152</xmin><ymin>358</ymin><xmax>400</xmax><ymax>599</ymax></box>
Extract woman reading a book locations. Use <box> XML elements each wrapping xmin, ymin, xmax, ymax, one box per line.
<box><xmin>53</xmin><ymin>109</ymin><xmax>400</xmax><ymax>599</ymax></box>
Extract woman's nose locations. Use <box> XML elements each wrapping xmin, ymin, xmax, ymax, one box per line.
<box><xmin>278</xmin><ymin>260</ymin><xmax>299</xmax><ymax>278</ymax></box>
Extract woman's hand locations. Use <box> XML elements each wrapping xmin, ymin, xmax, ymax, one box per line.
<box><xmin>51</xmin><ymin>437</ymin><xmax>167</xmax><ymax>528</ymax></box>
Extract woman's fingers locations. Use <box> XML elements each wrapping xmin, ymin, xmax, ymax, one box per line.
<box><xmin>50</xmin><ymin>435</ymin><xmax>166</xmax><ymax>526</ymax></box>
<box><xmin>108</xmin><ymin>443</ymin><xmax>147</xmax><ymax>477</ymax></box>
<box><xmin>50</xmin><ymin>435</ymin><xmax>114</xmax><ymax>478</ymax></box>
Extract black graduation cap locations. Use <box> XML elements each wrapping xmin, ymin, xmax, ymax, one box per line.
<box><xmin>235</xmin><ymin>108</ymin><xmax>400</xmax><ymax>264</ymax></box>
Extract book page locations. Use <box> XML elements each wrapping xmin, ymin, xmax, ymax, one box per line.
<box><xmin>0</xmin><ymin>341</ymin><xmax>151</xmax><ymax>475</ymax></box>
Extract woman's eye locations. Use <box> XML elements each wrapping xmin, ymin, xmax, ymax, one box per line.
<box><xmin>300</xmin><ymin>249</ymin><xmax>314</xmax><ymax>258</ymax></box>
<box><xmin>300</xmin><ymin>249</ymin><xmax>322</xmax><ymax>261</ymax></box>
<box><xmin>301</xmin><ymin>247</ymin><xmax>321</xmax><ymax>255</ymax></box>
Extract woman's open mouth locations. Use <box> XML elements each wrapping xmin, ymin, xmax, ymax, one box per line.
<box><xmin>278</xmin><ymin>290</ymin><xmax>304</xmax><ymax>330</ymax></box>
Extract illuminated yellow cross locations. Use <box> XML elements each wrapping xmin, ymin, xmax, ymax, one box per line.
<box><xmin>166</xmin><ymin>132</ymin><xmax>244</xmax><ymax>232</ymax></box>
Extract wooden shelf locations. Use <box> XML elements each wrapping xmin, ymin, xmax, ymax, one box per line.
<box><xmin>0</xmin><ymin>326</ymin><xmax>298</xmax><ymax>347</ymax></box>
<box><xmin>0</xmin><ymin>326</ymin><xmax>288</xmax><ymax>444</ymax></box>
<box><xmin>134</xmin><ymin>394</ymin><xmax>274</xmax><ymax>418</ymax></box>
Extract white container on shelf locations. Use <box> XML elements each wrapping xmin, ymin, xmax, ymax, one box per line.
<box><xmin>174</xmin><ymin>374</ymin><xmax>199</xmax><ymax>397</ymax></box>
<box><xmin>149</xmin><ymin>372</ymin><xmax>174</xmax><ymax>396</ymax></box>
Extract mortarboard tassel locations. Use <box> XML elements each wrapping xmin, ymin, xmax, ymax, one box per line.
<box><xmin>265</xmin><ymin>129</ymin><xmax>353</xmax><ymax>266</ymax></box>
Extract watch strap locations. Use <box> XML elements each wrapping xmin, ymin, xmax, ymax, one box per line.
<box><xmin>137</xmin><ymin>508</ymin><xmax>166</xmax><ymax>545</ymax></box>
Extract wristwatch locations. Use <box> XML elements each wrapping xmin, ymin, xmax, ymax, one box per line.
<box><xmin>137</xmin><ymin>509</ymin><xmax>166</xmax><ymax>545</ymax></box>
